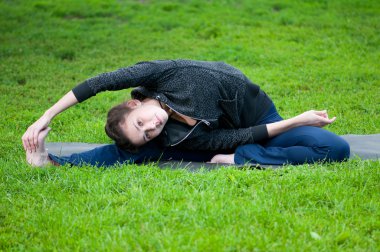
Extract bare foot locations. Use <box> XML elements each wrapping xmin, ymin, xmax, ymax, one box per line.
<box><xmin>209</xmin><ymin>154</ymin><xmax>235</xmax><ymax>164</ymax></box>
<box><xmin>26</xmin><ymin>127</ymin><xmax>52</xmax><ymax>167</ymax></box>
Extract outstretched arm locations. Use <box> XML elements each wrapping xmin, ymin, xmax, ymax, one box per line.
<box><xmin>22</xmin><ymin>91</ymin><xmax>78</xmax><ymax>152</ymax></box>
<box><xmin>266</xmin><ymin>110</ymin><xmax>336</xmax><ymax>137</ymax></box>
<box><xmin>181</xmin><ymin>110</ymin><xmax>336</xmax><ymax>152</ymax></box>
<box><xmin>22</xmin><ymin>60</ymin><xmax>173</xmax><ymax>153</ymax></box>
<box><xmin>71</xmin><ymin>60</ymin><xmax>174</xmax><ymax>102</ymax></box>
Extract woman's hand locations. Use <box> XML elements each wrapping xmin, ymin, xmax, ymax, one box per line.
<box><xmin>22</xmin><ymin>91</ymin><xmax>79</xmax><ymax>153</ymax></box>
<box><xmin>209</xmin><ymin>154</ymin><xmax>235</xmax><ymax>164</ymax></box>
<box><xmin>267</xmin><ymin>109</ymin><xmax>336</xmax><ymax>138</ymax></box>
<box><xmin>294</xmin><ymin>110</ymin><xmax>336</xmax><ymax>127</ymax></box>
<box><xmin>22</xmin><ymin>114</ymin><xmax>52</xmax><ymax>152</ymax></box>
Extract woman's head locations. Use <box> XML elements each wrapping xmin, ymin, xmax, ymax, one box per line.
<box><xmin>105</xmin><ymin>99</ymin><xmax>169</xmax><ymax>151</ymax></box>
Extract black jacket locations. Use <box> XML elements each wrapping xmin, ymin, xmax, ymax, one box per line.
<box><xmin>72</xmin><ymin>59</ymin><xmax>272</xmax><ymax>151</ymax></box>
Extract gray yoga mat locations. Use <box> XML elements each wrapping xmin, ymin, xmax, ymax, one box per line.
<box><xmin>46</xmin><ymin>134</ymin><xmax>380</xmax><ymax>170</ymax></box>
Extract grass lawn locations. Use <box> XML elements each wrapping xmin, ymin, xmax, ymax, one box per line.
<box><xmin>1</xmin><ymin>0</ymin><xmax>379</xmax><ymax>251</ymax></box>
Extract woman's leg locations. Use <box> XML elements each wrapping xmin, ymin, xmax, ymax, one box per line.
<box><xmin>234</xmin><ymin>100</ymin><xmax>350</xmax><ymax>165</ymax></box>
<box><xmin>48</xmin><ymin>143</ymin><xmax>216</xmax><ymax>167</ymax></box>
<box><xmin>48</xmin><ymin>144</ymin><xmax>154</xmax><ymax>167</ymax></box>
<box><xmin>27</xmin><ymin>128</ymin><xmax>216</xmax><ymax>167</ymax></box>
<box><xmin>234</xmin><ymin>126</ymin><xmax>350</xmax><ymax>165</ymax></box>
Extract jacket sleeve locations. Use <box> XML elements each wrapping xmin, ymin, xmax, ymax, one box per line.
<box><xmin>177</xmin><ymin>125</ymin><xmax>269</xmax><ymax>151</ymax></box>
<box><xmin>71</xmin><ymin>60</ymin><xmax>175</xmax><ymax>102</ymax></box>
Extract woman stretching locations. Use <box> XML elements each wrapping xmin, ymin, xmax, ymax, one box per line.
<box><xmin>22</xmin><ymin>59</ymin><xmax>350</xmax><ymax>167</ymax></box>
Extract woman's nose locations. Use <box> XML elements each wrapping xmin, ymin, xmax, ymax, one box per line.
<box><xmin>145</xmin><ymin>121</ymin><xmax>157</xmax><ymax>130</ymax></box>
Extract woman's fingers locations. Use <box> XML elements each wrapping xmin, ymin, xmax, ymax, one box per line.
<box><xmin>314</xmin><ymin>110</ymin><xmax>327</xmax><ymax>117</ymax></box>
<box><xmin>22</xmin><ymin>115</ymin><xmax>52</xmax><ymax>152</ymax></box>
<box><xmin>32</xmin><ymin>129</ymin><xmax>39</xmax><ymax>151</ymax></box>
<box><xmin>22</xmin><ymin>130</ymin><xmax>32</xmax><ymax>152</ymax></box>
<box><xmin>29</xmin><ymin>138</ymin><xmax>35</xmax><ymax>152</ymax></box>
<box><xmin>312</xmin><ymin>110</ymin><xmax>336</xmax><ymax>126</ymax></box>
<box><xmin>22</xmin><ymin>127</ymin><xmax>40</xmax><ymax>152</ymax></box>
<box><xmin>24</xmin><ymin>130</ymin><xmax>34</xmax><ymax>152</ymax></box>
<box><xmin>326</xmin><ymin>116</ymin><xmax>336</xmax><ymax>124</ymax></box>
<box><xmin>319</xmin><ymin>115</ymin><xmax>336</xmax><ymax>127</ymax></box>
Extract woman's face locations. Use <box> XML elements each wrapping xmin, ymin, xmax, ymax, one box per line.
<box><xmin>120</xmin><ymin>102</ymin><xmax>169</xmax><ymax>146</ymax></box>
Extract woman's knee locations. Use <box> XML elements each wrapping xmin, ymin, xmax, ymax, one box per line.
<box><xmin>305</xmin><ymin>128</ymin><xmax>350</xmax><ymax>162</ymax></box>
<box><xmin>326</xmin><ymin>137</ymin><xmax>350</xmax><ymax>162</ymax></box>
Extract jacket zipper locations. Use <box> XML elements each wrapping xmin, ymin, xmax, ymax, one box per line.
<box><xmin>170</xmin><ymin>120</ymin><xmax>209</xmax><ymax>146</ymax></box>
<box><xmin>155</xmin><ymin>95</ymin><xmax>211</xmax><ymax>145</ymax></box>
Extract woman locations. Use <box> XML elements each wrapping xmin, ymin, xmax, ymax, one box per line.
<box><xmin>23</xmin><ymin>59</ymin><xmax>350</xmax><ymax>167</ymax></box>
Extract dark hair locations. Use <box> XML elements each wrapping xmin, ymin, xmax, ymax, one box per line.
<box><xmin>105</xmin><ymin>102</ymin><xmax>138</xmax><ymax>153</ymax></box>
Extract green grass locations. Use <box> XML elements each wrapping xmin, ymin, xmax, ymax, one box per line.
<box><xmin>1</xmin><ymin>0</ymin><xmax>379</xmax><ymax>250</ymax></box>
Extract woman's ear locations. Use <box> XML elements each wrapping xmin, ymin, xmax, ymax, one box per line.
<box><xmin>125</xmin><ymin>99</ymin><xmax>142</xmax><ymax>109</ymax></box>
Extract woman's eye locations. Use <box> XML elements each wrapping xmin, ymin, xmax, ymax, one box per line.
<box><xmin>138</xmin><ymin>121</ymin><xmax>143</xmax><ymax>126</ymax></box>
<box><xmin>145</xmin><ymin>132</ymin><xmax>151</xmax><ymax>140</ymax></box>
